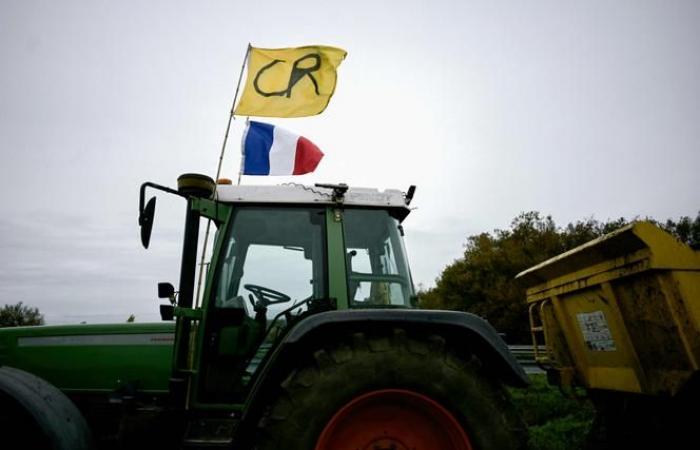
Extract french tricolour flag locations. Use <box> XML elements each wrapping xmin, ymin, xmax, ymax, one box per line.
<box><xmin>241</xmin><ymin>121</ymin><xmax>324</xmax><ymax>176</ymax></box>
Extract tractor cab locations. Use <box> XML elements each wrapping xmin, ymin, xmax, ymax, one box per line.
<box><xmin>212</xmin><ymin>184</ymin><xmax>417</xmax><ymax>315</ymax></box>
<box><xmin>139</xmin><ymin>175</ymin><xmax>418</xmax><ymax>408</ymax></box>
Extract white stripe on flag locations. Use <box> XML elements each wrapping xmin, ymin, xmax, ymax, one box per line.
<box><xmin>269</xmin><ymin>126</ymin><xmax>299</xmax><ymax>175</ymax></box>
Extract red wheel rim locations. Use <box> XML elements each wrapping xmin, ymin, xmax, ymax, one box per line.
<box><xmin>315</xmin><ymin>389</ymin><xmax>473</xmax><ymax>450</ymax></box>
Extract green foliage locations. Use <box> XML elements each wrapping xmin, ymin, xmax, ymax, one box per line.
<box><xmin>0</xmin><ymin>302</ymin><xmax>45</xmax><ymax>327</ymax></box>
<box><xmin>127</xmin><ymin>314</ymin><xmax>136</xmax><ymax>323</ymax></box>
<box><xmin>528</xmin><ymin>414</ymin><xmax>593</xmax><ymax>450</ymax></box>
<box><xmin>510</xmin><ymin>375</ymin><xmax>594</xmax><ymax>450</ymax></box>
<box><xmin>418</xmin><ymin>211</ymin><xmax>699</xmax><ymax>342</ymax></box>
<box><xmin>662</xmin><ymin>212</ymin><xmax>700</xmax><ymax>248</ymax></box>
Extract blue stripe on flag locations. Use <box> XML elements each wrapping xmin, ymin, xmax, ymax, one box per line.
<box><xmin>243</xmin><ymin>121</ymin><xmax>275</xmax><ymax>175</ymax></box>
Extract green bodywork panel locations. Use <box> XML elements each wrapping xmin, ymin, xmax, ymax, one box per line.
<box><xmin>192</xmin><ymin>197</ymin><xmax>231</xmax><ymax>223</ymax></box>
<box><xmin>0</xmin><ymin>322</ymin><xmax>174</xmax><ymax>394</ymax></box>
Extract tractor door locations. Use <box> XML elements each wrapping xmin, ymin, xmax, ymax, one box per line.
<box><xmin>191</xmin><ymin>206</ymin><xmax>328</xmax><ymax>406</ymax></box>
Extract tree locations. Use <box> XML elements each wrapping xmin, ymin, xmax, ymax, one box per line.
<box><xmin>663</xmin><ymin>212</ymin><xmax>700</xmax><ymax>248</ymax></box>
<box><xmin>0</xmin><ymin>302</ymin><xmax>45</xmax><ymax>327</ymax></box>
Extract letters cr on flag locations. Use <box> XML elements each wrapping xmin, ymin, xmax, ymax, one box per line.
<box><xmin>241</xmin><ymin>121</ymin><xmax>324</xmax><ymax>176</ymax></box>
<box><xmin>234</xmin><ymin>45</ymin><xmax>347</xmax><ymax>118</ymax></box>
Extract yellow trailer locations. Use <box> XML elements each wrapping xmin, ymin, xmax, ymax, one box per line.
<box><xmin>517</xmin><ymin>221</ymin><xmax>700</xmax><ymax>446</ymax></box>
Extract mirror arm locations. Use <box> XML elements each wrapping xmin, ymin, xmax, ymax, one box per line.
<box><xmin>139</xmin><ymin>182</ymin><xmax>190</xmax><ymax>249</ymax></box>
<box><xmin>139</xmin><ymin>182</ymin><xmax>185</xmax><ymax>217</ymax></box>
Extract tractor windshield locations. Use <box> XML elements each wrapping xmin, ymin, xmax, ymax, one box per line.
<box><xmin>214</xmin><ymin>207</ymin><xmax>327</xmax><ymax>314</ymax></box>
<box><xmin>343</xmin><ymin>209</ymin><xmax>415</xmax><ymax>308</ymax></box>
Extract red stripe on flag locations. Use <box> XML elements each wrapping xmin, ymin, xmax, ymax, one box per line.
<box><xmin>293</xmin><ymin>137</ymin><xmax>324</xmax><ymax>175</ymax></box>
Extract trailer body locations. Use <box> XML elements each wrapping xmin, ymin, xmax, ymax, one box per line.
<box><xmin>519</xmin><ymin>221</ymin><xmax>700</xmax><ymax>396</ymax></box>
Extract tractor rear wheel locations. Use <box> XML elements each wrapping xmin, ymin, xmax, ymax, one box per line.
<box><xmin>256</xmin><ymin>330</ymin><xmax>526</xmax><ymax>450</ymax></box>
<box><xmin>0</xmin><ymin>367</ymin><xmax>92</xmax><ymax>450</ymax></box>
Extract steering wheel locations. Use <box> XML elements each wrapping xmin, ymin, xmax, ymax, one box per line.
<box><xmin>243</xmin><ymin>284</ymin><xmax>291</xmax><ymax>308</ymax></box>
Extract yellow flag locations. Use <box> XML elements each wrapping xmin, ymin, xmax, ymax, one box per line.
<box><xmin>234</xmin><ymin>45</ymin><xmax>347</xmax><ymax>118</ymax></box>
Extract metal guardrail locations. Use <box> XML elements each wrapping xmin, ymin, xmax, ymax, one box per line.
<box><xmin>509</xmin><ymin>345</ymin><xmax>545</xmax><ymax>374</ymax></box>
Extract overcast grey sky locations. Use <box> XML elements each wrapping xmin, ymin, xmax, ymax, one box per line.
<box><xmin>1</xmin><ymin>0</ymin><xmax>698</xmax><ymax>323</ymax></box>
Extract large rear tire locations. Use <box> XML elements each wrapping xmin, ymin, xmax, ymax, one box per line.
<box><xmin>256</xmin><ymin>329</ymin><xmax>526</xmax><ymax>450</ymax></box>
<box><xmin>0</xmin><ymin>367</ymin><xmax>93</xmax><ymax>450</ymax></box>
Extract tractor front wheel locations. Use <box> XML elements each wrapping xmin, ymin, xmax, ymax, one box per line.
<box><xmin>256</xmin><ymin>330</ymin><xmax>526</xmax><ymax>450</ymax></box>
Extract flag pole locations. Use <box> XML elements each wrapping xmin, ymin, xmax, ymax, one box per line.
<box><xmin>194</xmin><ymin>43</ymin><xmax>251</xmax><ymax>307</ymax></box>
<box><xmin>215</xmin><ymin>42</ymin><xmax>251</xmax><ymax>181</ymax></box>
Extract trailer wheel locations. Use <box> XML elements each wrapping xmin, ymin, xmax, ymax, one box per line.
<box><xmin>256</xmin><ymin>330</ymin><xmax>526</xmax><ymax>450</ymax></box>
<box><xmin>0</xmin><ymin>367</ymin><xmax>93</xmax><ymax>450</ymax></box>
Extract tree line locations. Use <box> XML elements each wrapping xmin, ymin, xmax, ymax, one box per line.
<box><xmin>0</xmin><ymin>303</ymin><xmax>138</xmax><ymax>327</ymax></box>
<box><xmin>417</xmin><ymin>211</ymin><xmax>700</xmax><ymax>343</ymax></box>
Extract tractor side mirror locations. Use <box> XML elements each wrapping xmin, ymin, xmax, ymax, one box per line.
<box><xmin>160</xmin><ymin>304</ymin><xmax>174</xmax><ymax>321</ymax></box>
<box><xmin>158</xmin><ymin>282</ymin><xmax>176</xmax><ymax>303</ymax></box>
<box><xmin>158</xmin><ymin>283</ymin><xmax>176</xmax><ymax>321</ymax></box>
<box><xmin>139</xmin><ymin>197</ymin><xmax>157</xmax><ymax>249</ymax></box>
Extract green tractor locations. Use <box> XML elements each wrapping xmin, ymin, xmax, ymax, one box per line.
<box><xmin>0</xmin><ymin>174</ymin><xmax>528</xmax><ymax>450</ymax></box>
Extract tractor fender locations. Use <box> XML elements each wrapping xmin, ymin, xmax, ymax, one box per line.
<box><xmin>282</xmin><ymin>309</ymin><xmax>528</xmax><ymax>386</ymax></box>
<box><xmin>236</xmin><ymin>309</ymin><xmax>527</xmax><ymax>447</ymax></box>
<box><xmin>0</xmin><ymin>366</ymin><xmax>93</xmax><ymax>450</ymax></box>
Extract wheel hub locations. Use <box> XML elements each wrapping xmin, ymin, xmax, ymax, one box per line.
<box><xmin>315</xmin><ymin>389</ymin><xmax>473</xmax><ymax>450</ymax></box>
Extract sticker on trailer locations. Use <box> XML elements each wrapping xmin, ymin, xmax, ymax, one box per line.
<box><xmin>576</xmin><ymin>311</ymin><xmax>616</xmax><ymax>351</ymax></box>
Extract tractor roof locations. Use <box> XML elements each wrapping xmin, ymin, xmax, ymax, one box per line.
<box><xmin>215</xmin><ymin>183</ymin><xmax>412</xmax><ymax>218</ymax></box>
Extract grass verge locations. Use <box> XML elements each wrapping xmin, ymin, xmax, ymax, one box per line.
<box><xmin>510</xmin><ymin>374</ymin><xmax>595</xmax><ymax>450</ymax></box>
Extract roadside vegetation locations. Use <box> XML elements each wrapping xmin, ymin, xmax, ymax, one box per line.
<box><xmin>511</xmin><ymin>375</ymin><xmax>594</xmax><ymax>450</ymax></box>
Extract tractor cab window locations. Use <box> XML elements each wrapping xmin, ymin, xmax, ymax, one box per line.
<box><xmin>214</xmin><ymin>207</ymin><xmax>327</xmax><ymax>316</ymax></box>
<box><xmin>343</xmin><ymin>209</ymin><xmax>415</xmax><ymax>307</ymax></box>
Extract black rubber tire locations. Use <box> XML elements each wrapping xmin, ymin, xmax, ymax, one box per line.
<box><xmin>0</xmin><ymin>367</ymin><xmax>93</xmax><ymax>450</ymax></box>
<box><xmin>255</xmin><ymin>329</ymin><xmax>527</xmax><ymax>450</ymax></box>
